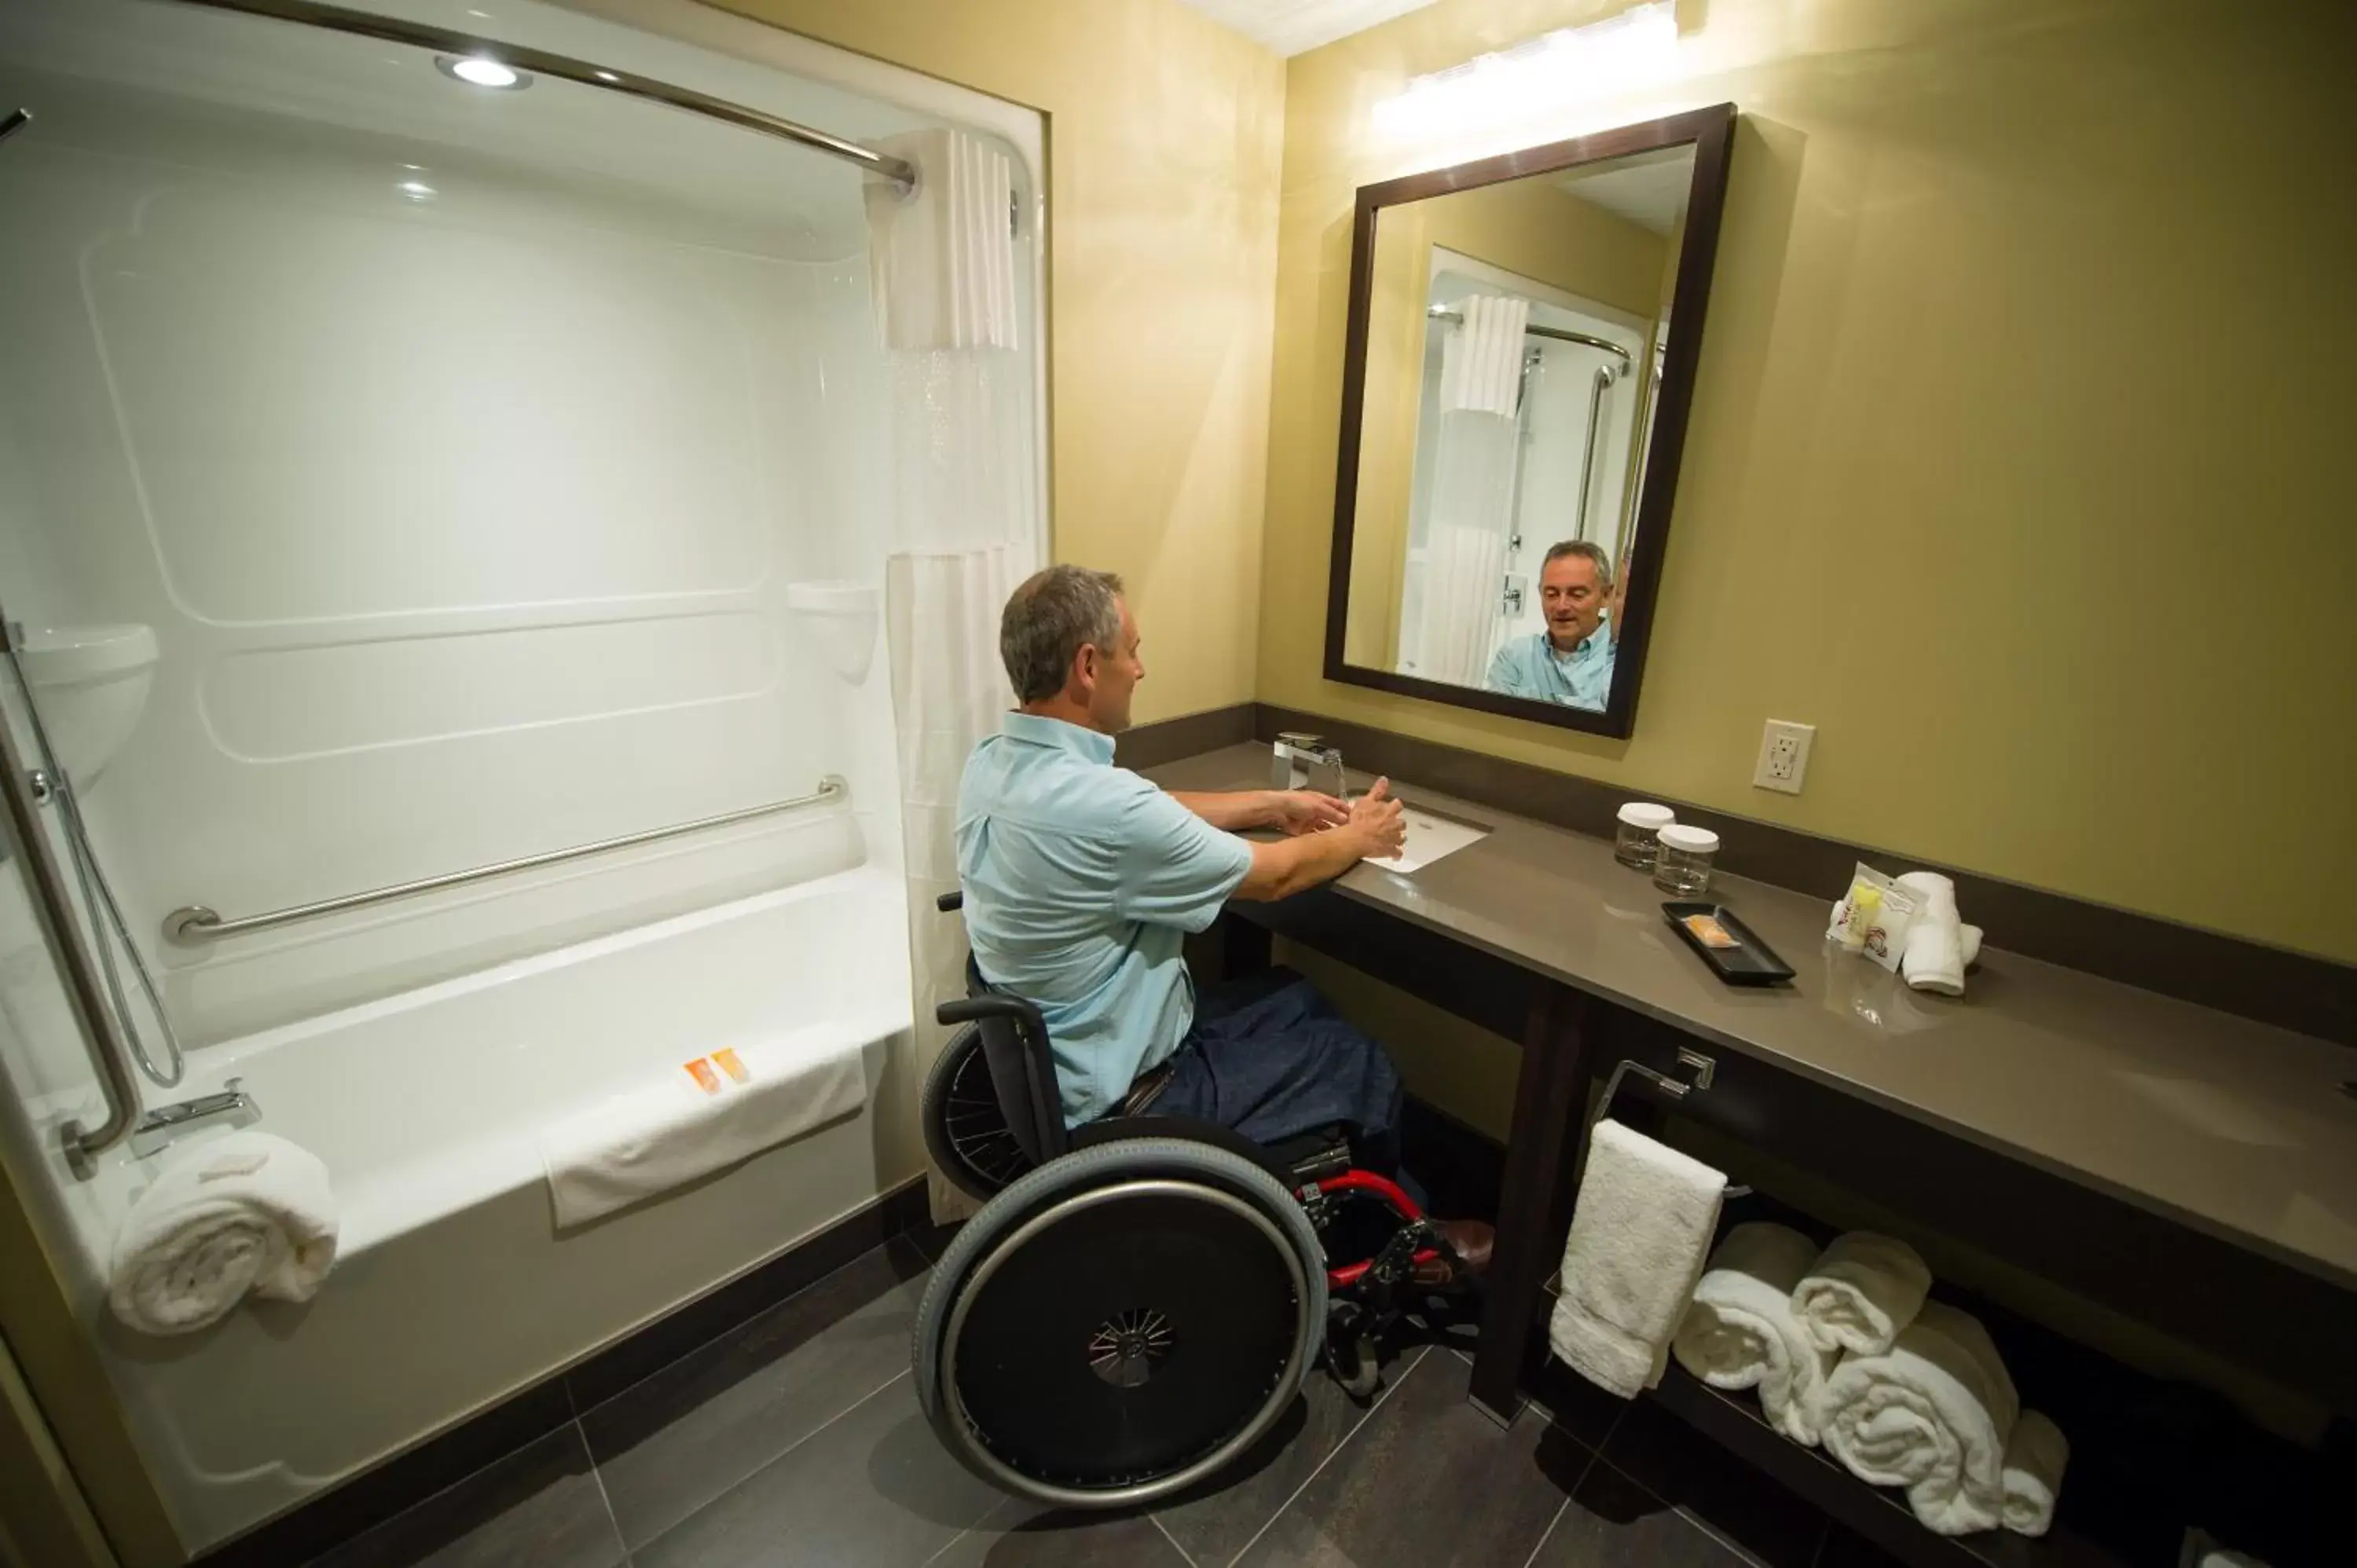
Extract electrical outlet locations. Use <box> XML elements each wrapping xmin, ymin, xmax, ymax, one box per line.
<box><xmin>1753</xmin><ymin>719</ymin><xmax>1814</xmax><ymax>795</ymax></box>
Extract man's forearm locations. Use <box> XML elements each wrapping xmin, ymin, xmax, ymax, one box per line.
<box><xmin>1169</xmin><ymin>789</ymin><xmax>1279</xmax><ymax>832</ymax></box>
<box><xmin>1233</xmin><ymin>826</ymin><xmax>1366</xmax><ymax>902</ymax></box>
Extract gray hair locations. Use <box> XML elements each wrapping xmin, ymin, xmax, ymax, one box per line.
<box><xmin>1541</xmin><ymin>539</ymin><xmax>1613</xmax><ymax>586</ymax></box>
<box><xmin>1000</xmin><ymin>565</ymin><xmax>1125</xmax><ymax>703</ymax></box>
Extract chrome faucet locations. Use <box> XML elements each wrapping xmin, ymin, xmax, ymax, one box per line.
<box><xmin>1270</xmin><ymin>732</ymin><xmax>1346</xmax><ymax>798</ymax></box>
<box><xmin>130</xmin><ymin>1078</ymin><xmax>260</xmax><ymax>1159</ymax></box>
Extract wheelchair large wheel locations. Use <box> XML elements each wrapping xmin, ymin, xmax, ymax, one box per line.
<box><xmin>913</xmin><ymin>1138</ymin><xmax>1326</xmax><ymax>1509</ymax></box>
<box><xmin>921</xmin><ymin>1025</ymin><xmax>1033</xmax><ymax>1202</ymax></box>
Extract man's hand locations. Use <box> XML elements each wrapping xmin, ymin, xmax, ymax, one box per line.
<box><xmin>1269</xmin><ymin>789</ymin><xmax>1351</xmax><ymax>836</ymax></box>
<box><xmin>1347</xmin><ymin>778</ymin><xmax>1406</xmax><ymax>860</ymax></box>
<box><xmin>1233</xmin><ymin>778</ymin><xmax>1410</xmax><ymax>901</ymax></box>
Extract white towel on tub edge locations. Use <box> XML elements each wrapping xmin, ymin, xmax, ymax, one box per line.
<box><xmin>539</xmin><ymin>1014</ymin><xmax>880</xmax><ymax>1230</ymax></box>
<box><xmin>109</xmin><ymin>1130</ymin><xmax>339</xmax><ymax>1336</ymax></box>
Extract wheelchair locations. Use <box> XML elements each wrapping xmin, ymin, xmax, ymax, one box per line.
<box><xmin>911</xmin><ymin>892</ymin><xmax>1474</xmax><ymax>1510</ymax></box>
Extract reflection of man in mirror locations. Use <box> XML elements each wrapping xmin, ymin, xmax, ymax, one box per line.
<box><xmin>1485</xmin><ymin>540</ymin><xmax>1615</xmax><ymax>710</ymax></box>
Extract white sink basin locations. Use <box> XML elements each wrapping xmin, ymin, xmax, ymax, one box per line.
<box><xmin>1376</xmin><ymin>802</ymin><xmax>1490</xmax><ymax>874</ymax></box>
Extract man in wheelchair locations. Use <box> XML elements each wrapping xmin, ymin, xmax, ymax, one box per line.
<box><xmin>955</xmin><ymin>563</ymin><xmax>1494</xmax><ymax>1284</ymax></box>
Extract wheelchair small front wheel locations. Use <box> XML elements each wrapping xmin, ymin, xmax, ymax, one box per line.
<box><xmin>913</xmin><ymin>1138</ymin><xmax>1325</xmax><ymax>1509</ymax></box>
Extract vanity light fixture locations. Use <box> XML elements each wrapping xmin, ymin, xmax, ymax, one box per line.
<box><xmin>1372</xmin><ymin>0</ymin><xmax>1678</xmax><ymax>139</ymax></box>
<box><xmin>434</xmin><ymin>53</ymin><xmax>531</xmax><ymax>90</ymax></box>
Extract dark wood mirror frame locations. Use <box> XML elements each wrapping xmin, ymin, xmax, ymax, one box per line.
<box><xmin>1322</xmin><ymin>103</ymin><xmax>1738</xmax><ymax>738</ymax></box>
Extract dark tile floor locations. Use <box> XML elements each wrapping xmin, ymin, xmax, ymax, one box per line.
<box><xmin>303</xmin><ymin>1228</ymin><xmax>1845</xmax><ymax>1568</ymax></box>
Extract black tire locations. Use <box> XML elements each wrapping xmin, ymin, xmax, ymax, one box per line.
<box><xmin>912</xmin><ymin>1138</ymin><xmax>1328</xmax><ymax>1510</ymax></box>
<box><xmin>920</xmin><ymin>1026</ymin><xmax>1032</xmax><ymax>1202</ymax></box>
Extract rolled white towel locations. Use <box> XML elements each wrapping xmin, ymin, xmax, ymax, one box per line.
<box><xmin>109</xmin><ymin>1131</ymin><xmax>338</xmax><ymax>1336</ymax></box>
<box><xmin>1820</xmin><ymin>1301</ymin><xmax>2021</xmax><ymax>1536</ymax></box>
<box><xmin>1791</xmin><ymin>1230</ymin><xmax>1932</xmax><ymax>1355</ymax></box>
<box><xmin>1548</xmin><ymin>1119</ymin><xmax>1726</xmax><ymax>1398</ymax></box>
<box><xmin>1671</xmin><ymin>1222</ymin><xmax>1836</xmax><ymax>1445</ymax></box>
<box><xmin>1897</xmin><ymin>872</ymin><xmax>1966</xmax><ymax>995</ymax></box>
<box><xmin>2001</xmin><ymin>1409</ymin><xmax>2069</xmax><ymax>1536</ymax></box>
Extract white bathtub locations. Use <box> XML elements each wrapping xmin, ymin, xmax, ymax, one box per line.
<box><xmin>87</xmin><ymin>866</ymin><xmax>915</xmax><ymax>1552</ymax></box>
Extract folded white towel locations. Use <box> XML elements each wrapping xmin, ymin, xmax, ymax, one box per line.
<box><xmin>2001</xmin><ymin>1409</ymin><xmax>2069</xmax><ymax>1536</ymax></box>
<box><xmin>108</xmin><ymin>1130</ymin><xmax>338</xmax><ymax>1336</ymax></box>
<box><xmin>539</xmin><ymin>1019</ymin><xmax>876</xmax><ymax>1229</ymax></box>
<box><xmin>1820</xmin><ymin>1301</ymin><xmax>2021</xmax><ymax>1535</ymax></box>
<box><xmin>1792</xmin><ymin>1230</ymin><xmax>1932</xmax><ymax>1355</ymax></box>
<box><xmin>1549</xmin><ymin>1119</ymin><xmax>1726</xmax><ymax>1398</ymax></box>
<box><xmin>1671</xmin><ymin>1222</ymin><xmax>1837</xmax><ymax>1445</ymax></box>
<box><xmin>1897</xmin><ymin>872</ymin><xmax>1967</xmax><ymax>995</ymax></box>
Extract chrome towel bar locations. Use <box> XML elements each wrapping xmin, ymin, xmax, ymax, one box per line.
<box><xmin>1584</xmin><ymin>1046</ymin><xmax>1752</xmax><ymax>1198</ymax></box>
<box><xmin>1543</xmin><ymin>1045</ymin><xmax>1752</xmax><ymax>1299</ymax></box>
<box><xmin>163</xmin><ymin>776</ymin><xmax>848</xmax><ymax>943</ymax></box>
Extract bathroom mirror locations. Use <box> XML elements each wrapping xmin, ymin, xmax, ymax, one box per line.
<box><xmin>1325</xmin><ymin>104</ymin><xmax>1736</xmax><ymax>737</ymax></box>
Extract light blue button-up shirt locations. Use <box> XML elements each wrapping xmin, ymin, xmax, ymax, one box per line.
<box><xmin>956</xmin><ymin>712</ymin><xmax>1254</xmax><ymax>1126</ymax></box>
<box><xmin>1485</xmin><ymin>625</ymin><xmax>1615</xmax><ymax>711</ymax></box>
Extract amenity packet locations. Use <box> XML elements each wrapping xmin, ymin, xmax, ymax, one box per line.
<box><xmin>1860</xmin><ymin>875</ymin><xmax>1920</xmax><ymax>973</ymax></box>
<box><xmin>1830</xmin><ymin>863</ymin><xmax>1919</xmax><ymax>973</ymax></box>
<box><xmin>1832</xmin><ymin>864</ymin><xmax>1885</xmax><ymax>954</ymax></box>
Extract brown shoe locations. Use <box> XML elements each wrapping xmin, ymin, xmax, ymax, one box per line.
<box><xmin>1409</xmin><ymin>1218</ymin><xmax>1494</xmax><ymax>1286</ymax></box>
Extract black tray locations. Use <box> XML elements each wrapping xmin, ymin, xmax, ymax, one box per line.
<box><xmin>1662</xmin><ymin>902</ymin><xmax>1796</xmax><ymax>986</ymax></box>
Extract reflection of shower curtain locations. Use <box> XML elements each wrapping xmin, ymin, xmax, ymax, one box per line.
<box><xmin>1415</xmin><ymin>294</ymin><xmax>1528</xmax><ymax>685</ymax></box>
<box><xmin>867</xmin><ymin>130</ymin><xmax>1035</xmax><ymax>1219</ymax></box>
<box><xmin>1417</xmin><ymin>415</ymin><xmax>1517</xmax><ymax>683</ymax></box>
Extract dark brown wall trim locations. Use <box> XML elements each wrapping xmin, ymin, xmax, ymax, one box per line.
<box><xmin>1116</xmin><ymin>702</ymin><xmax>1259</xmax><ymax>771</ymax></box>
<box><xmin>1255</xmin><ymin>705</ymin><xmax>2357</xmax><ymax>1048</ymax></box>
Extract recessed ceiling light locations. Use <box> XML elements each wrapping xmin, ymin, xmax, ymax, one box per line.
<box><xmin>398</xmin><ymin>179</ymin><xmax>437</xmax><ymax>200</ymax></box>
<box><xmin>434</xmin><ymin>54</ymin><xmax>530</xmax><ymax>90</ymax></box>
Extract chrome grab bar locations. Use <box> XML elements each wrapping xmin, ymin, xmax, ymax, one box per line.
<box><xmin>0</xmin><ymin>630</ymin><xmax>142</xmax><ymax>1177</ymax></box>
<box><xmin>164</xmin><ymin>776</ymin><xmax>849</xmax><ymax>943</ymax></box>
<box><xmin>171</xmin><ymin>0</ymin><xmax>918</xmax><ymax>192</ymax></box>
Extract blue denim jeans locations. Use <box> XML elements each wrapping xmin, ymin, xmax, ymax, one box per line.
<box><xmin>1149</xmin><ymin>969</ymin><xmax>1404</xmax><ymax>1171</ymax></box>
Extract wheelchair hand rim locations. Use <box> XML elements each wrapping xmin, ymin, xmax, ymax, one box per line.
<box><xmin>940</xmin><ymin>1176</ymin><xmax>1312</xmax><ymax>1510</ymax></box>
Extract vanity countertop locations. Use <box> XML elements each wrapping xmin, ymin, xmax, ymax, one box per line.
<box><xmin>1147</xmin><ymin>743</ymin><xmax>2357</xmax><ymax>1295</ymax></box>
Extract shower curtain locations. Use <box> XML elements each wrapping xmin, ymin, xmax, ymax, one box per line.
<box><xmin>1415</xmin><ymin>295</ymin><xmax>1528</xmax><ymax>686</ymax></box>
<box><xmin>866</xmin><ymin>130</ymin><xmax>1034</xmax><ymax>1220</ymax></box>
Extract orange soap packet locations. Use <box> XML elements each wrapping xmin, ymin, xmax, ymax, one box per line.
<box><xmin>713</xmin><ymin>1048</ymin><xmax>750</xmax><ymax>1085</ymax></box>
<box><xmin>684</xmin><ymin>1058</ymin><xmax>723</xmax><ymax>1095</ymax></box>
<box><xmin>1680</xmin><ymin>913</ymin><xmax>1740</xmax><ymax>951</ymax></box>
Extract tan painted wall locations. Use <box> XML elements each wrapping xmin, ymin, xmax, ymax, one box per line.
<box><xmin>1346</xmin><ymin>179</ymin><xmax>1667</xmax><ymax>665</ymax></box>
<box><xmin>1261</xmin><ymin>0</ymin><xmax>2357</xmax><ymax>963</ymax></box>
<box><xmin>712</xmin><ymin>0</ymin><xmax>1287</xmax><ymax>724</ymax></box>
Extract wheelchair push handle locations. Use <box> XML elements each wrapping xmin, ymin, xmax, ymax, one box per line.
<box><xmin>936</xmin><ymin>994</ymin><xmax>1047</xmax><ymax>1035</ymax></box>
<box><xmin>936</xmin><ymin>890</ymin><xmax>963</xmax><ymax>913</ymax></box>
